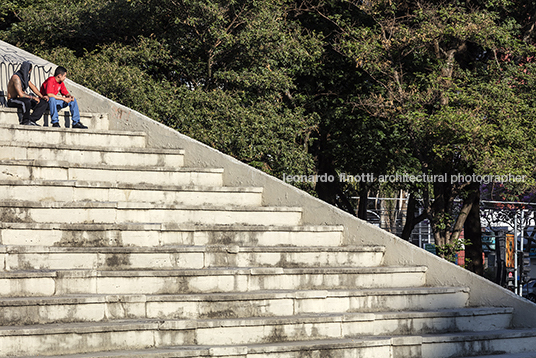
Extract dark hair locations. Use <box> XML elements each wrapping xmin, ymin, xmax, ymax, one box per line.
<box><xmin>54</xmin><ymin>66</ymin><xmax>67</xmax><ymax>77</ymax></box>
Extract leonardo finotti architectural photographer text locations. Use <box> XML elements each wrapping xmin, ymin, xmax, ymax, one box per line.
<box><xmin>282</xmin><ymin>173</ymin><xmax>527</xmax><ymax>185</ymax></box>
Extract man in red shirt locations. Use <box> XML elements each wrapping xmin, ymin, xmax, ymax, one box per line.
<box><xmin>40</xmin><ymin>66</ymin><xmax>87</xmax><ymax>129</ymax></box>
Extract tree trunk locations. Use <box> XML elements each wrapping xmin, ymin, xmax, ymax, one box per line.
<box><xmin>356</xmin><ymin>186</ymin><xmax>368</xmax><ymax>220</ymax></box>
<box><xmin>464</xmin><ymin>183</ymin><xmax>484</xmax><ymax>275</ymax></box>
<box><xmin>429</xmin><ymin>180</ymin><xmax>452</xmax><ymax>248</ymax></box>
<box><xmin>314</xmin><ymin>155</ymin><xmax>355</xmax><ymax>214</ymax></box>
<box><xmin>401</xmin><ymin>193</ymin><xmax>427</xmax><ymax>241</ymax></box>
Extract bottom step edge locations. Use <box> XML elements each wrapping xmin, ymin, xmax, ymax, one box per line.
<box><xmin>6</xmin><ymin>338</ymin><xmax>395</xmax><ymax>358</ymax></box>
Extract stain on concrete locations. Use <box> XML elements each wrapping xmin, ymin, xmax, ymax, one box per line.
<box><xmin>104</xmin><ymin>253</ymin><xmax>131</xmax><ymax>268</ymax></box>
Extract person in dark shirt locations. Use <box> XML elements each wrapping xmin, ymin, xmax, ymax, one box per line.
<box><xmin>6</xmin><ymin>61</ymin><xmax>49</xmax><ymax>126</ymax></box>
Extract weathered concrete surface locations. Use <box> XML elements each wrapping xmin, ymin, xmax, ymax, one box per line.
<box><xmin>0</xmin><ymin>287</ymin><xmax>470</xmax><ymax>326</ymax></box>
<box><xmin>0</xmin><ymin>161</ymin><xmax>228</xmax><ymax>188</ymax></box>
<box><xmin>0</xmin><ymin>179</ymin><xmax>263</xmax><ymax>205</ymax></box>
<box><xmin>0</xmin><ymin>222</ymin><xmax>345</xmax><ymax>247</ymax></box>
<box><xmin>0</xmin><ymin>139</ymin><xmax>185</xmax><ymax>167</ymax></box>
<box><xmin>0</xmin><ymin>245</ymin><xmax>383</xmax><ymax>271</ymax></box>
<box><xmin>0</xmin><ymin>266</ymin><xmax>428</xmax><ymax>297</ymax></box>
<box><xmin>0</xmin><ymin>122</ymin><xmax>144</xmax><ymax>147</ymax></box>
<box><xmin>0</xmin><ymin>310</ymin><xmax>519</xmax><ymax>356</ymax></box>
<box><xmin>0</xmin><ymin>200</ymin><xmax>304</xmax><ymax>225</ymax></box>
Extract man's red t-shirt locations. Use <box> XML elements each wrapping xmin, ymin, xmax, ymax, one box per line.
<box><xmin>40</xmin><ymin>76</ymin><xmax>70</xmax><ymax>97</ymax></box>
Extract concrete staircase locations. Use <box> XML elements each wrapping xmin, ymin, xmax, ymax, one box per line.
<box><xmin>0</xmin><ymin>106</ymin><xmax>536</xmax><ymax>358</ymax></box>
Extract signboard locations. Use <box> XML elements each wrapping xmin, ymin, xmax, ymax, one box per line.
<box><xmin>505</xmin><ymin>233</ymin><xmax>515</xmax><ymax>268</ymax></box>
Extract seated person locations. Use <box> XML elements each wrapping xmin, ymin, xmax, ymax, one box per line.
<box><xmin>40</xmin><ymin>66</ymin><xmax>87</xmax><ymax>129</ymax></box>
<box><xmin>6</xmin><ymin>61</ymin><xmax>49</xmax><ymax>126</ymax></box>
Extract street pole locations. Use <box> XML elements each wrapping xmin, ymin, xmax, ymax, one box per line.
<box><xmin>514</xmin><ymin>211</ymin><xmax>518</xmax><ymax>294</ymax></box>
<box><xmin>520</xmin><ymin>209</ymin><xmax>525</xmax><ymax>295</ymax></box>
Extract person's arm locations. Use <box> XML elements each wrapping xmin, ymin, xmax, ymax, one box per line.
<box><xmin>60</xmin><ymin>82</ymin><xmax>74</xmax><ymax>101</ymax></box>
<box><xmin>47</xmin><ymin>92</ymin><xmax>73</xmax><ymax>102</ymax></box>
<box><xmin>28</xmin><ymin>81</ymin><xmax>48</xmax><ymax>102</ymax></box>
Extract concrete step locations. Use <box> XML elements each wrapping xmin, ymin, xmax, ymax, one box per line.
<box><xmin>0</xmin><ymin>322</ymin><xmax>396</xmax><ymax>358</ymax></box>
<box><xmin>0</xmin><ymin>223</ymin><xmax>345</xmax><ymax>247</ymax></box>
<box><xmin>0</xmin><ymin>123</ymin><xmax>146</xmax><ymax>148</ymax></box>
<box><xmin>421</xmin><ymin>329</ymin><xmax>536</xmax><ymax>358</ymax></box>
<box><xmin>145</xmin><ymin>309</ymin><xmax>514</xmax><ymax>344</ymax></box>
<box><xmin>0</xmin><ymin>160</ymin><xmax>221</xmax><ymax>186</ymax></box>
<box><xmin>0</xmin><ymin>180</ymin><xmax>261</xmax><ymax>206</ymax></box>
<box><xmin>0</xmin><ymin>142</ymin><xmax>184</xmax><ymax>167</ymax></box>
<box><xmin>0</xmin><ymin>107</ymin><xmax>110</xmax><ymax>130</ymax></box>
<box><xmin>7</xmin><ymin>339</ymin><xmax>394</xmax><ymax>358</ymax></box>
<box><xmin>0</xmin><ymin>309</ymin><xmax>515</xmax><ymax>356</ymax></box>
<box><xmin>293</xmin><ymin>286</ymin><xmax>470</xmax><ymax>315</ymax></box>
<box><xmin>466</xmin><ymin>352</ymin><xmax>536</xmax><ymax>358</ymax></box>
<box><xmin>0</xmin><ymin>200</ymin><xmax>303</xmax><ymax>226</ymax></box>
<box><xmin>0</xmin><ymin>245</ymin><xmax>384</xmax><ymax>271</ymax></box>
<box><xmin>11</xmin><ymin>333</ymin><xmax>536</xmax><ymax>358</ymax></box>
<box><xmin>0</xmin><ymin>287</ymin><xmax>470</xmax><ymax>325</ymax></box>
<box><xmin>0</xmin><ymin>266</ymin><xmax>428</xmax><ymax>297</ymax></box>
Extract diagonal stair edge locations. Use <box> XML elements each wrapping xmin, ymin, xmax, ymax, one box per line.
<box><xmin>1</xmin><ymin>39</ymin><xmax>536</xmax><ymax>333</ymax></box>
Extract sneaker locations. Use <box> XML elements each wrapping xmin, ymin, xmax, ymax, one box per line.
<box><xmin>72</xmin><ymin>122</ymin><xmax>88</xmax><ymax>129</ymax></box>
<box><xmin>52</xmin><ymin>123</ymin><xmax>60</xmax><ymax>128</ymax></box>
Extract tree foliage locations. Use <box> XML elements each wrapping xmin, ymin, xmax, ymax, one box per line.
<box><xmin>295</xmin><ymin>0</ymin><xmax>536</xmax><ymax>247</ymax></box>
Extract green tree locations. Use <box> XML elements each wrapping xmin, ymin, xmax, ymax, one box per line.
<box><xmin>297</xmin><ymin>0</ymin><xmax>536</xmax><ymax>252</ymax></box>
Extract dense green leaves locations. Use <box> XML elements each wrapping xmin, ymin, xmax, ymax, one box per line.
<box><xmin>296</xmin><ymin>0</ymin><xmax>536</xmax><ymax>245</ymax></box>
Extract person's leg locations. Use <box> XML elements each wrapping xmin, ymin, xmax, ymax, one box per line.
<box><xmin>69</xmin><ymin>99</ymin><xmax>87</xmax><ymax>128</ymax></box>
<box><xmin>29</xmin><ymin>98</ymin><xmax>48</xmax><ymax>124</ymax></box>
<box><xmin>48</xmin><ymin>97</ymin><xmax>68</xmax><ymax>125</ymax></box>
<box><xmin>7</xmin><ymin>98</ymin><xmax>33</xmax><ymax>124</ymax></box>
<box><xmin>68</xmin><ymin>99</ymin><xmax>81</xmax><ymax>124</ymax></box>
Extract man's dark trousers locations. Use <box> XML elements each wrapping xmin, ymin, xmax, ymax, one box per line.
<box><xmin>7</xmin><ymin>97</ymin><xmax>48</xmax><ymax>124</ymax></box>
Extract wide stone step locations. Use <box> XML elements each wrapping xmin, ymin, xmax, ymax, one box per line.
<box><xmin>0</xmin><ymin>161</ymin><xmax>221</xmax><ymax>186</ymax></box>
<box><xmin>0</xmin><ymin>309</ymin><xmax>515</xmax><ymax>356</ymax></box>
<box><xmin>0</xmin><ymin>142</ymin><xmax>184</xmax><ymax>167</ymax></box>
<box><xmin>8</xmin><ymin>339</ymin><xmax>394</xmax><ymax>358</ymax></box>
<box><xmin>421</xmin><ymin>329</ymin><xmax>536</xmax><ymax>358</ymax></box>
<box><xmin>0</xmin><ymin>266</ymin><xmax>427</xmax><ymax>297</ymax></box>
<box><xmin>291</xmin><ymin>286</ymin><xmax>470</xmax><ymax>315</ymax></box>
<box><xmin>13</xmin><ymin>336</ymin><xmax>536</xmax><ymax>358</ymax></box>
<box><xmin>468</xmin><ymin>352</ymin><xmax>536</xmax><ymax>358</ymax></box>
<box><xmin>0</xmin><ymin>107</ymin><xmax>109</xmax><ymax>130</ymax></box>
<box><xmin>0</xmin><ymin>322</ymin><xmax>396</xmax><ymax>358</ymax></box>
<box><xmin>0</xmin><ymin>123</ymin><xmax>146</xmax><ymax>148</ymax></box>
<box><xmin>0</xmin><ymin>223</ymin><xmax>345</xmax><ymax>247</ymax></box>
<box><xmin>156</xmin><ymin>309</ymin><xmax>514</xmax><ymax>344</ymax></box>
<box><xmin>0</xmin><ymin>287</ymin><xmax>470</xmax><ymax>325</ymax></box>
<box><xmin>0</xmin><ymin>200</ymin><xmax>303</xmax><ymax>226</ymax></box>
<box><xmin>0</xmin><ymin>180</ymin><xmax>260</xmax><ymax>205</ymax></box>
<box><xmin>0</xmin><ymin>245</ymin><xmax>384</xmax><ymax>271</ymax></box>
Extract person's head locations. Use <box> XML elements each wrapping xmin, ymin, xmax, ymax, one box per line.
<box><xmin>19</xmin><ymin>61</ymin><xmax>32</xmax><ymax>75</ymax></box>
<box><xmin>54</xmin><ymin>66</ymin><xmax>68</xmax><ymax>83</ymax></box>
<box><xmin>14</xmin><ymin>61</ymin><xmax>33</xmax><ymax>91</ymax></box>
